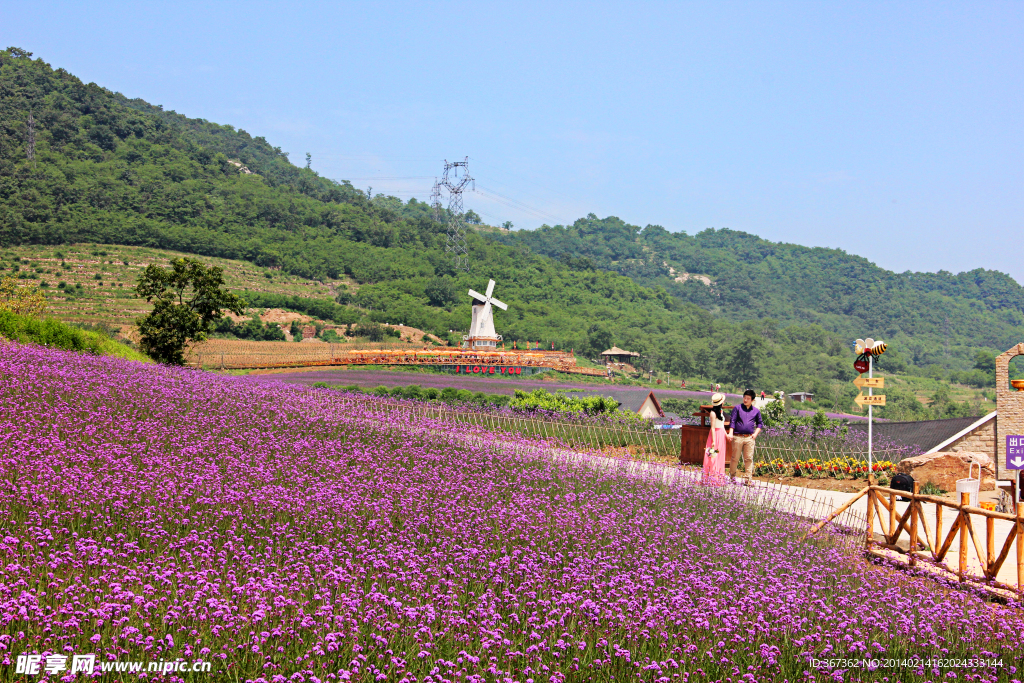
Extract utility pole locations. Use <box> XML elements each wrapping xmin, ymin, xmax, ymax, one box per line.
<box><xmin>433</xmin><ymin>157</ymin><xmax>473</xmax><ymax>272</ymax></box>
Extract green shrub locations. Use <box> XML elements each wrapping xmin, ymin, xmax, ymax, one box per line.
<box><xmin>424</xmin><ymin>387</ymin><xmax>440</xmax><ymax>400</ymax></box>
<box><xmin>0</xmin><ymin>310</ymin><xmax>148</xmax><ymax>361</ymax></box>
<box><xmin>320</xmin><ymin>329</ymin><xmax>343</xmax><ymax>343</ymax></box>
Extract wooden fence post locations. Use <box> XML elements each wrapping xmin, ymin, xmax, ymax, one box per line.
<box><xmin>888</xmin><ymin>490</ymin><xmax>897</xmax><ymax>540</ymax></box>
<box><xmin>865</xmin><ymin>487</ymin><xmax>874</xmax><ymax>550</ymax></box>
<box><xmin>987</xmin><ymin>515</ymin><xmax>995</xmax><ymax>579</ymax></box>
<box><xmin>909</xmin><ymin>482</ymin><xmax>920</xmax><ymax>567</ymax></box>
<box><xmin>959</xmin><ymin>492</ymin><xmax>969</xmax><ymax>582</ymax></box>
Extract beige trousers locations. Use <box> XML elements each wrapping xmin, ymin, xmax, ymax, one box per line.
<box><xmin>729</xmin><ymin>434</ymin><xmax>756</xmax><ymax>480</ymax></box>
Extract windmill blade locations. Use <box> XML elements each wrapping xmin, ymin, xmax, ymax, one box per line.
<box><xmin>485</xmin><ymin>279</ymin><xmax>495</xmax><ymax>298</ymax></box>
<box><xmin>468</xmin><ymin>289</ymin><xmax>486</xmax><ymax>302</ymax></box>
<box><xmin>479</xmin><ymin>302</ymin><xmax>492</xmax><ymax>331</ymax></box>
<box><xmin>490</xmin><ymin>298</ymin><xmax>508</xmax><ymax>311</ymax></box>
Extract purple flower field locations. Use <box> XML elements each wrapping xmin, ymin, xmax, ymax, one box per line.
<box><xmin>1</xmin><ymin>343</ymin><xmax>1020</xmax><ymax>682</ymax></box>
<box><xmin>253</xmin><ymin>369</ymin><xmax>870</xmax><ymax>422</ymax></box>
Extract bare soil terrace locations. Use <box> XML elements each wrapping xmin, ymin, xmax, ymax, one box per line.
<box><xmin>2</xmin><ymin>243</ymin><xmax>355</xmax><ymax>329</ymax></box>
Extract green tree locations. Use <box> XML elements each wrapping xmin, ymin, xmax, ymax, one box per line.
<box><xmin>586</xmin><ymin>325</ymin><xmax>613</xmax><ymax>357</ymax></box>
<box><xmin>425</xmin><ymin>276</ymin><xmax>459</xmax><ymax>307</ymax></box>
<box><xmin>973</xmin><ymin>349</ymin><xmax>996</xmax><ymax>375</ymax></box>
<box><xmin>722</xmin><ymin>332</ymin><xmax>765</xmax><ymax>388</ymax></box>
<box><xmin>135</xmin><ymin>258</ymin><xmax>244</xmax><ymax>365</ymax></box>
<box><xmin>760</xmin><ymin>399</ymin><xmax>789</xmax><ymax>427</ymax></box>
<box><xmin>879</xmin><ymin>386</ymin><xmax>928</xmax><ymax>421</ymax></box>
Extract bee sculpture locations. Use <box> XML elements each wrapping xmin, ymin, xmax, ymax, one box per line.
<box><xmin>855</xmin><ymin>338</ymin><xmax>887</xmax><ymax>356</ymax></box>
<box><xmin>853</xmin><ymin>338</ymin><xmax>886</xmax><ymax>373</ymax></box>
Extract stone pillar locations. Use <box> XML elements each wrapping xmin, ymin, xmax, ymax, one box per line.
<box><xmin>995</xmin><ymin>342</ymin><xmax>1024</xmax><ymax>480</ymax></box>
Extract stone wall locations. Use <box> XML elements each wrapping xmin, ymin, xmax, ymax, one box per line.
<box><xmin>945</xmin><ymin>415</ymin><xmax>996</xmax><ymax>454</ymax></box>
<box><xmin>995</xmin><ymin>342</ymin><xmax>1024</xmax><ymax>480</ymax></box>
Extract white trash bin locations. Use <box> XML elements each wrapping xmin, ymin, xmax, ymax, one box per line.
<box><xmin>955</xmin><ymin>462</ymin><xmax>981</xmax><ymax>508</ymax></box>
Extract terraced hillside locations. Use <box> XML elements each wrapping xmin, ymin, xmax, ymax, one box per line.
<box><xmin>2</xmin><ymin>243</ymin><xmax>353</xmax><ymax>328</ymax></box>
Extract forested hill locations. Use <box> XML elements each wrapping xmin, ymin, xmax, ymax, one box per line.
<box><xmin>0</xmin><ymin>47</ymin><xmax>1017</xmax><ymax>411</ymax></box>
<box><xmin>491</xmin><ymin>216</ymin><xmax>1024</xmax><ymax>371</ymax></box>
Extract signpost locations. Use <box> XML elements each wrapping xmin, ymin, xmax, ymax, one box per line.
<box><xmin>854</xmin><ymin>338</ymin><xmax>887</xmax><ymax>475</ymax></box>
<box><xmin>1008</xmin><ymin>435</ymin><xmax>1024</xmax><ymax>470</ymax></box>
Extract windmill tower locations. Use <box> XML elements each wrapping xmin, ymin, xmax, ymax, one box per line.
<box><xmin>464</xmin><ymin>279</ymin><xmax>507</xmax><ymax>350</ymax></box>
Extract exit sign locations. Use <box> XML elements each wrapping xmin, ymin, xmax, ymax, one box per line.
<box><xmin>1008</xmin><ymin>435</ymin><xmax>1024</xmax><ymax>470</ymax></box>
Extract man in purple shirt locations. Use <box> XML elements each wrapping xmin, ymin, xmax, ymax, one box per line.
<box><xmin>728</xmin><ymin>389</ymin><xmax>763</xmax><ymax>485</ymax></box>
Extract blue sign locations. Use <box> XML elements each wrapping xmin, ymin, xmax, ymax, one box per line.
<box><xmin>1008</xmin><ymin>435</ymin><xmax>1024</xmax><ymax>470</ymax></box>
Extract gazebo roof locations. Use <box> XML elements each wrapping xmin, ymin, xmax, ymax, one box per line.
<box><xmin>601</xmin><ymin>346</ymin><xmax>640</xmax><ymax>357</ymax></box>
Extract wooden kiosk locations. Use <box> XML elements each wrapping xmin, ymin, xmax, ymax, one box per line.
<box><xmin>678</xmin><ymin>404</ymin><xmax>732</xmax><ymax>465</ymax></box>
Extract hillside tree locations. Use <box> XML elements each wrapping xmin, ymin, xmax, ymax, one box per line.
<box><xmin>135</xmin><ymin>258</ymin><xmax>244</xmax><ymax>365</ymax></box>
<box><xmin>0</xmin><ymin>277</ymin><xmax>47</xmax><ymax>317</ymax></box>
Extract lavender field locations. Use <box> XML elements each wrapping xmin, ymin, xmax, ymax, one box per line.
<box><xmin>1</xmin><ymin>343</ymin><xmax>1020</xmax><ymax>682</ymax></box>
<box><xmin>253</xmin><ymin>368</ymin><xmax>868</xmax><ymax>421</ymax></box>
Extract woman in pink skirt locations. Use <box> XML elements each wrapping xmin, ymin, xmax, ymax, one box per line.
<box><xmin>702</xmin><ymin>393</ymin><xmax>729</xmax><ymax>485</ymax></box>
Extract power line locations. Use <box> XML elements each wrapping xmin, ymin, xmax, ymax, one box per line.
<box><xmin>340</xmin><ymin>176</ymin><xmax>435</xmax><ymax>181</ymax></box>
<box><xmin>473</xmin><ymin>187</ymin><xmax>565</xmax><ymax>224</ymax></box>
<box><xmin>319</xmin><ymin>153</ymin><xmax>574</xmax><ymax>227</ymax></box>
<box><xmin>469</xmin><ymin>156</ymin><xmax>568</xmax><ymax>214</ymax></box>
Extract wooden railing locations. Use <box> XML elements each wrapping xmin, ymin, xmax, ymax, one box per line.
<box><xmin>809</xmin><ymin>482</ymin><xmax>1024</xmax><ymax>598</ymax></box>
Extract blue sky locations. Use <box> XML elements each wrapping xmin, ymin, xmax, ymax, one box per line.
<box><xmin>4</xmin><ymin>1</ymin><xmax>1023</xmax><ymax>282</ymax></box>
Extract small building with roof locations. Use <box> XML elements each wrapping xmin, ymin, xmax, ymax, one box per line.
<box><xmin>601</xmin><ymin>346</ymin><xmax>641</xmax><ymax>364</ymax></box>
<box><xmin>579</xmin><ymin>388</ymin><xmax>664</xmax><ymax>419</ymax></box>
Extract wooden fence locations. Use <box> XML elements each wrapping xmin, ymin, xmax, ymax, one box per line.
<box><xmin>315</xmin><ymin>393</ymin><xmax>686</xmax><ymax>461</ymax></box>
<box><xmin>809</xmin><ymin>482</ymin><xmax>1024</xmax><ymax>598</ymax></box>
<box><xmin>312</xmin><ymin>391</ymin><xmax>911</xmax><ymax>474</ymax></box>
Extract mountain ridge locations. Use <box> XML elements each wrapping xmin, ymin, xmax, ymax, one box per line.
<box><xmin>1</xmin><ymin>46</ymin><xmax>1020</xmax><ymax>414</ymax></box>
<box><xmin>488</xmin><ymin>216</ymin><xmax>1024</xmax><ymax>370</ymax></box>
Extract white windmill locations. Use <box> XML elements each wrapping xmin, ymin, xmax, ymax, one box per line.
<box><xmin>464</xmin><ymin>279</ymin><xmax>507</xmax><ymax>349</ymax></box>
